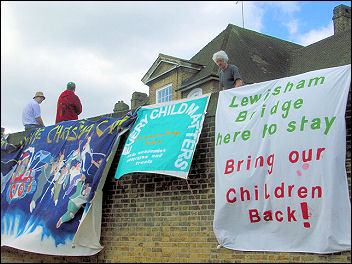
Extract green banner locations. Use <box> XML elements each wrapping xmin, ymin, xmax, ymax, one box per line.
<box><xmin>115</xmin><ymin>95</ymin><xmax>210</xmax><ymax>179</ymax></box>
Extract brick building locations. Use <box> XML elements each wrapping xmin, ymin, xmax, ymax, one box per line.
<box><xmin>143</xmin><ymin>5</ymin><xmax>350</xmax><ymax>103</ymax></box>
<box><xmin>1</xmin><ymin>4</ymin><xmax>351</xmax><ymax>263</ymax></box>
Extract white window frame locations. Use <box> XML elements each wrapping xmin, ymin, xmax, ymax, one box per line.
<box><xmin>156</xmin><ymin>83</ymin><xmax>172</xmax><ymax>103</ymax></box>
<box><xmin>187</xmin><ymin>88</ymin><xmax>203</xmax><ymax>98</ymax></box>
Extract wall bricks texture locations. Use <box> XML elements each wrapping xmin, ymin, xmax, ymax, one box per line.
<box><xmin>1</xmin><ymin>91</ymin><xmax>351</xmax><ymax>263</ymax></box>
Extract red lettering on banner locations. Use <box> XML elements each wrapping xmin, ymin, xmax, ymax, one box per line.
<box><xmin>249</xmin><ymin>207</ymin><xmax>298</xmax><ymax>224</ymax></box>
<box><xmin>226</xmin><ymin>183</ymin><xmax>322</xmax><ymax>204</ymax></box>
<box><xmin>263</xmin><ymin>210</ymin><xmax>273</xmax><ymax>221</ymax></box>
<box><xmin>240</xmin><ymin>187</ymin><xmax>250</xmax><ymax>201</ymax></box>
<box><xmin>254</xmin><ymin>185</ymin><xmax>259</xmax><ymax>200</ymax></box>
<box><xmin>300</xmin><ymin>202</ymin><xmax>311</xmax><ymax>228</ymax></box>
<box><xmin>265</xmin><ymin>184</ymin><xmax>270</xmax><ymax>199</ymax></box>
<box><xmin>288</xmin><ymin>185</ymin><xmax>295</xmax><ymax>197</ymax></box>
<box><xmin>287</xmin><ymin>207</ymin><xmax>297</xmax><ymax>222</ymax></box>
<box><xmin>226</xmin><ymin>188</ymin><xmax>236</xmax><ymax>203</ymax></box>
<box><xmin>275</xmin><ymin>211</ymin><xmax>283</xmax><ymax>222</ymax></box>
<box><xmin>224</xmin><ymin>153</ymin><xmax>274</xmax><ymax>175</ymax></box>
<box><xmin>225</xmin><ymin>159</ymin><xmax>234</xmax><ymax>174</ymax></box>
<box><xmin>288</xmin><ymin>147</ymin><xmax>326</xmax><ymax>164</ymax></box>
<box><xmin>274</xmin><ymin>182</ymin><xmax>284</xmax><ymax>198</ymax></box>
<box><xmin>249</xmin><ymin>209</ymin><xmax>261</xmax><ymax>223</ymax></box>
<box><xmin>298</xmin><ymin>186</ymin><xmax>308</xmax><ymax>198</ymax></box>
<box><xmin>312</xmin><ymin>186</ymin><xmax>322</xmax><ymax>198</ymax></box>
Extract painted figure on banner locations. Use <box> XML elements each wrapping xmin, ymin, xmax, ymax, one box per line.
<box><xmin>48</xmin><ymin>151</ymin><xmax>66</xmax><ymax>206</ymax></box>
<box><xmin>56</xmin><ymin>174</ymin><xmax>91</xmax><ymax>228</ymax></box>
<box><xmin>29</xmin><ymin>155</ymin><xmax>54</xmax><ymax>212</ymax></box>
<box><xmin>52</xmin><ymin>162</ymin><xmax>70</xmax><ymax>206</ymax></box>
<box><xmin>79</xmin><ymin>135</ymin><xmax>105</xmax><ymax>183</ymax></box>
<box><xmin>66</xmin><ymin>140</ymin><xmax>83</xmax><ymax>164</ymax></box>
<box><xmin>6</xmin><ymin>147</ymin><xmax>37</xmax><ymax>203</ymax></box>
<box><xmin>63</xmin><ymin>162</ymin><xmax>82</xmax><ymax>197</ymax></box>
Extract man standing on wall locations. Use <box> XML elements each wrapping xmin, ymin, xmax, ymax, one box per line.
<box><xmin>213</xmin><ymin>50</ymin><xmax>243</xmax><ymax>90</ymax></box>
<box><xmin>55</xmin><ymin>82</ymin><xmax>82</xmax><ymax>124</ymax></box>
<box><xmin>22</xmin><ymin>91</ymin><xmax>46</xmax><ymax>131</ymax></box>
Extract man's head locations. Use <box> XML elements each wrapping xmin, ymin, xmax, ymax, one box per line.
<box><xmin>33</xmin><ymin>91</ymin><xmax>45</xmax><ymax>104</ymax></box>
<box><xmin>212</xmin><ymin>50</ymin><xmax>229</xmax><ymax>70</ymax></box>
<box><xmin>67</xmin><ymin>82</ymin><xmax>76</xmax><ymax>91</ymax></box>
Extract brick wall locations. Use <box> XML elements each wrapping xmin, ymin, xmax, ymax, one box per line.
<box><xmin>1</xmin><ymin>91</ymin><xmax>351</xmax><ymax>263</ymax></box>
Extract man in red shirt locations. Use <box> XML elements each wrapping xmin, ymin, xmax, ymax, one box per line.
<box><xmin>55</xmin><ymin>82</ymin><xmax>82</xmax><ymax>124</ymax></box>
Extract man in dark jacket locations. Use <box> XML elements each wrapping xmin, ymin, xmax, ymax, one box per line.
<box><xmin>55</xmin><ymin>82</ymin><xmax>82</xmax><ymax>124</ymax></box>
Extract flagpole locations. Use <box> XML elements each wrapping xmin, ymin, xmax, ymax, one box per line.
<box><xmin>235</xmin><ymin>1</ymin><xmax>245</xmax><ymax>28</ymax></box>
<box><xmin>241</xmin><ymin>1</ymin><xmax>244</xmax><ymax>28</ymax></box>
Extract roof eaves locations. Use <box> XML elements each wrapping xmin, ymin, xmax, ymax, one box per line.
<box><xmin>176</xmin><ymin>74</ymin><xmax>219</xmax><ymax>92</ymax></box>
<box><xmin>142</xmin><ymin>54</ymin><xmax>205</xmax><ymax>84</ymax></box>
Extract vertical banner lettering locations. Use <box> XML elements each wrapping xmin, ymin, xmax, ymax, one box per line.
<box><xmin>115</xmin><ymin>95</ymin><xmax>210</xmax><ymax>179</ymax></box>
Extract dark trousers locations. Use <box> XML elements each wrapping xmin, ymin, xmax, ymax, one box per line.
<box><xmin>24</xmin><ymin>124</ymin><xmax>41</xmax><ymax>131</ymax></box>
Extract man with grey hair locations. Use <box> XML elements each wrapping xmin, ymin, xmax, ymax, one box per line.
<box><xmin>212</xmin><ymin>50</ymin><xmax>243</xmax><ymax>90</ymax></box>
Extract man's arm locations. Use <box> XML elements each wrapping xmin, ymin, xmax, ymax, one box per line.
<box><xmin>232</xmin><ymin>65</ymin><xmax>243</xmax><ymax>88</ymax></box>
<box><xmin>35</xmin><ymin>117</ymin><xmax>45</xmax><ymax>127</ymax></box>
<box><xmin>33</xmin><ymin>103</ymin><xmax>45</xmax><ymax>126</ymax></box>
<box><xmin>234</xmin><ymin>79</ymin><xmax>243</xmax><ymax>87</ymax></box>
<box><xmin>73</xmin><ymin>95</ymin><xmax>82</xmax><ymax>115</ymax></box>
<box><xmin>219</xmin><ymin>71</ymin><xmax>224</xmax><ymax>91</ymax></box>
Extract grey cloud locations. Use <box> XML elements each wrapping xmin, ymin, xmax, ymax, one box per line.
<box><xmin>2</xmin><ymin>1</ymin><xmax>263</xmax><ymax>133</ymax></box>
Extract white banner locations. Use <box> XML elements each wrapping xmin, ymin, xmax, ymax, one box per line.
<box><xmin>214</xmin><ymin>65</ymin><xmax>351</xmax><ymax>253</ymax></box>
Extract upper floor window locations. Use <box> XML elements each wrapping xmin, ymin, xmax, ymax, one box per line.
<box><xmin>156</xmin><ymin>84</ymin><xmax>172</xmax><ymax>103</ymax></box>
<box><xmin>187</xmin><ymin>88</ymin><xmax>203</xmax><ymax>98</ymax></box>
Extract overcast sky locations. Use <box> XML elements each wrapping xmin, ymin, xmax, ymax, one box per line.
<box><xmin>1</xmin><ymin>1</ymin><xmax>351</xmax><ymax>134</ymax></box>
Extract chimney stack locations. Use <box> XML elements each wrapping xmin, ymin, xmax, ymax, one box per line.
<box><xmin>333</xmin><ymin>4</ymin><xmax>351</xmax><ymax>34</ymax></box>
<box><xmin>113</xmin><ymin>100</ymin><xmax>129</xmax><ymax>113</ymax></box>
<box><xmin>131</xmin><ymin>92</ymin><xmax>149</xmax><ymax>110</ymax></box>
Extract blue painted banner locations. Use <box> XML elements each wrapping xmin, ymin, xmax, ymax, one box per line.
<box><xmin>115</xmin><ymin>95</ymin><xmax>210</xmax><ymax>179</ymax></box>
<box><xmin>1</xmin><ymin>113</ymin><xmax>137</xmax><ymax>256</ymax></box>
